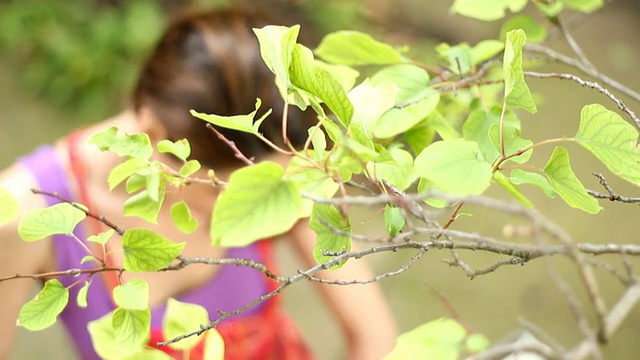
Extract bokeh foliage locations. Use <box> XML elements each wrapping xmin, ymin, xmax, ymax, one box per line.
<box><xmin>0</xmin><ymin>0</ymin><xmax>165</xmax><ymax>121</ymax></box>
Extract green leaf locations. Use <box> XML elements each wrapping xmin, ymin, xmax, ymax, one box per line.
<box><xmin>146</xmin><ymin>167</ymin><xmax>161</xmax><ymax>202</ymax></box>
<box><xmin>77</xmin><ymin>281</ymin><xmax>90</xmax><ymax>308</ymax></box>
<box><xmin>18</xmin><ymin>203</ymin><xmax>86</xmax><ymax>242</ymax></box>
<box><xmin>253</xmin><ymin>25</ymin><xmax>300</xmax><ymax>99</ymax></box>
<box><xmin>286</xmin><ymin>162</ymin><xmax>339</xmax><ymax>217</ymax></box>
<box><xmin>0</xmin><ymin>185</ymin><xmax>19</xmax><ymax>226</ymax></box>
<box><xmin>308</xmin><ymin>127</ymin><xmax>327</xmax><ymax>155</ymax></box>
<box><xmin>535</xmin><ymin>1</ymin><xmax>564</xmax><ymax>16</ymax></box>
<box><xmin>414</xmin><ymin>139</ymin><xmax>493</xmax><ymax>196</ymax></box>
<box><xmin>563</xmin><ymin>0</ymin><xmax>603</xmax><ymax>13</ymax></box>
<box><xmin>203</xmin><ymin>327</ymin><xmax>225</xmax><ymax>360</ymax></box>
<box><xmin>123</xmin><ymin>188</ymin><xmax>165</xmax><ymax>224</ymax></box>
<box><xmin>122</xmin><ymin>228</ymin><xmax>186</xmax><ymax>271</ymax></box>
<box><xmin>426</xmin><ymin>111</ymin><xmax>461</xmax><ymax>141</ymax></box>
<box><xmin>126</xmin><ymin>174</ymin><xmax>147</xmax><ymax>193</ymax></box>
<box><xmin>493</xmin><ymin>172</ymin><xmax>533</xmax><ymax>207</ymax></box>
<box><xmin>211</xmin><ymin>162</ymin><xmax>302</xmax><ymax>247</ymax></box>
<box><xmin>348</xmin><ymin>79</ymin><xmax>398</xmax><ymax>134</ymax></box>
<box><xmin>574</xmin><ymin>104</ymin><xmax>640</xmax><ymax>186</ymax></box>
<box><xmin>89</xmin><ymin>312</ymin><xmax>143</xmax><ymax>359</ymax></box>
<box><xmin>450</xmin><ymin>0</ymin><xmax>528</xmax><ymax>21</ymax></box>
<box><xmin>369</xmin><ymin>64</ymin><xmax>440</xmax><ymax>138</ymax></box>
<box><xmin>544</xmin><ymin>147</ymin><xmax>602</xmax><ymax>214</ymax></box>
<box><xmin>112</xmin><ymin>307</ymin><xmax>151</xmax><ymax>354</ymax></box>
<box><xmin>315</xmin><ymin>61</ymin><xmax>360</xmax><ymax>92</ymax></box>
<box><xmin>89</xmin><ymin>126</ymin><xmax>153</xmax><ymax>160</ymax></box>
<box><xmin>470</xmin><ymin>40</ymin><xmax>505</xmax><ymax>64</ymax></box>
<box><xmin>385</xmin><ymin>318</ymin><xmax>467</xmax><ymax>360</ymax></box>
<box><xmin>113</xmin><ymin>278</ymin><xmax>149</xmax><ymax>310</ymax></box>
<box><xmin>465</xmin><ymin>333</ymin><xmax>491</xmax><ymax>353</ymax></box>
<box><xmin>405</xmin><ymin>122</ymin><xmax>436</xmax><ymax>155</ymax></box>
<box><xmin>488</xmin><ymin>125</ymin><xmax>533</xmax><ymax>164</ymax></box>
<box><xmin>80</xmin><ymin>255</ymin><xmax>97</xmax><ymax>265</ymax></box>
<box><xmin>108</xmin><ymin>158</ymin><xmax>148</xmax><ymax>190</ymax></box>
<box><xmin>163</xmin><ymin>298</ymin><xmax>209</xmax><ymax>351</ymax></box>
<box><xmin>179</xmin><ymin>160</ymin><xmax>201</xmax><ymax>177</ymax></box>
<box><xmin>384</xmin><ymin>205</ymin><xmax>405</xmax><ymax>237</ymax></box>
<box><xmin>500</xmin><ymin>15</ymin><xmax>548</xmax><ymax>43</ymax></box>
<box><xmin>170</xmin><ymin>201</ymin><xmax>199</xmax><ymax>234</ymax></box>
<box><xmin>315</xmin><ymin>31</ymin><xmax>404</xmax><ymax>65</ymax></box>
<box><xmin>463</xmin><ymin>106</ymin><xmax>521</xmax><ymax>162</ymax></box>
<box><xmin>510</xmin><ymin>169</ymin><xmax>555</xmax><ymax>198</ymax></box>
<box><xmin>191</xmin><ymin>99</ymin><xmax>269</xmax><ymax>134</ymax></box>
<box><xmin>436</xmin><ymin>43</ymin><xmax>473</xmax><ymax>75</ymax></box>
<box><xmin>18</xmin><ymin>279</ymin><xmax>69</xmax><ymax>330</ymax></box>
<box><xmin>503</xmin><ymin>29</ymin><xmax>537</xmax><ymax>113</ymax></box>
<box><xmin>157</xmin><ymin>139</ymin><xmax>191</xmax><ymax>161</ymax></box>
<box><xmin>309</xmin><ymin>203</ymin><xmax>351</xmax><ymax>268</ymax></box>
<box><xmin>88</xmin><ymin>229</ymin><xmax>116</xmax><ymax>247</ymax></box>
<box><xmin>290</xmin><ymin>44</ymin><xmax>354</xmax><ymax>126</ymax></box>
<box><xmin>367</xmin><ymin>147</ymin><xmax>415</xmax><ymax>191</ymax></box>
<box><xmin>371</xmin><ymin>64</ymin><xmax>431</xmax><ymax>103</ymax></box>
<box><xmin>375</xmin><ymin>91</ymin><xmax>440</xmax><ymax>139</ymax></box>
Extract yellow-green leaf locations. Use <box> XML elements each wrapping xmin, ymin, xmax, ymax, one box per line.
<box><xmin>503</xmin><ymin>29</ymin><xmax>537</xmax><ymax>113</ymax></box>
<box><xmin>112</xmin><ymin>308</ymin><xmax>151</xmax><ymax>355</ymax></box>
<box><xmin>18</xmin><ymin>203</ymin><xmax>86</xmax><ymax>241</ymax></box>
<box><xmin>163</xmin><ymin>298</ymin><xmax>209</xmax><ymax>351</ymax></box>
<box><xmin>122</xmin><ymin>228</ymin><xmax>186</xmax><ymax>271</ymax></box>
<box><xmin>170</xmin><ymin>201</ymin><xmax>199</xmax><ymax>234</ymax></box>
<box><xmin>385</xmin><ymin>318</ymin><xmax>467</xmax><ymax>360</ymax></box>
<box><xmin>290</xmin><ymin>44</ymin><xmax>354</xmax><ymax>126</ymax></box>
<box><xmin>211</xmin><ymin>162</ymin><xmax>302</xmax><ymax>247</ymax></box>
<box><xmin>544</xmin><ymin>147</ymin><xmax>602</xmax><ymax>214</ymax></box>
<box><xmin>414</xmin><ymin>139</ymin><xmax>492</xmax><ymax>196</ymax></box>
<box><xmin>203</xmin><ymin>327</ymin><xmax>225</xmax><ymax>360</ymax></box>
<box><xmin>574</xmin><ymin>104</ymin><xmax>640</xmax><ymax>186</ymax></box>
<box><xmin>309</xmin><ymin>203</ymin><xmax>351</xmax><ymax>268</ymax></box>
<box><xmin>113</xmin><ymin>278</ymin><xmax>149</xmax><ymax>310</ymax></box>
<box><xmin>77</xmin><ymin>281</ymin><xmax>90</xmax><ymax>308</ymax></box>
<box><xmin>18</xmin><ymin>279</ymin><xmax>69</xmax><ymax>330</ymax></box>
<box><xmin>493</xmin><ymin>172</ymin><xmax>533</xmax><ymax>207</ymax></box>
<box><xmin>315</xmin><ymin>31</ymin><xmax>404</xmax><ymax>65</ymax></box>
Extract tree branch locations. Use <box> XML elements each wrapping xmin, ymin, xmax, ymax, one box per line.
<box><xmin>524</xmin><ymin>71</ymin><xmax>640</xmax><ymax>129</ymax></box>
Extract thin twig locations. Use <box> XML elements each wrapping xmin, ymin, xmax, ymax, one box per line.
<box><xmin>552</xmin><ymin>16</ymin><xmax>596</xmax><ymax>72</ymax></box>
<box><xmin>525</xmin><ymin>43</ymin><xmax>640</xmax><ymax>105</ymax></box>
<box><xmin>601</xmin><ymin>280</ymin><xmax>640</xmax><ymax>342</ymax></box>
<box><xmin>524</xmin><ymin>71</ymin><xmax>640</xmax><ymax>129</ymax></box>
<box><xmin>517</xmin><ymin>316</ymin><xmax>567</xmax><ymax>356</ymax></box>
<box><xmin>586</xmin><ymin>173</ymin><xmax>640</xmax><ymax>203</ymax></box>
<box><xmin>205</xmin><ymin>124</ymin><xmax>254</xmax><ymax>166</ymax></box>
<box><xmin>0</xmin><ymin>266</ymin><xmax>122</xmax><ymax>282</ymax></box>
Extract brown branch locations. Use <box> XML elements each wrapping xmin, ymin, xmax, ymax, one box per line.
<box><xmin>601</xmin><ymin>280</ymin><xmax>640</xmax><ymax>342</ymax></box>
<box><xmin>205</xmin><ymin>124</ymin><xmax>254</xmax><ymax>166</ymax></box>
<box><xmin>551</xmin><ymin>15</ymin><xmax>596</xmax><ymax>72</ymax></box>
<box><xmin>587</xmin><ymin>173</ymin><xmax>640</xmax><ymax>204</ymax></box>
<box><xmin>524</xmin><ymin>43</ymin><xmax>640</xmax><ymax>106</ymax></box>
<box><xmin>523</xmin><ymin>71</ymin><xmax>640</xmax><ymax>129</ymax></box>
<box><xmin>0</xmin><ymin>266</ymin><xmax>122</xmax><ymax>282</ymax></box>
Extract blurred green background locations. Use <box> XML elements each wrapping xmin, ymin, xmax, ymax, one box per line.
<box><xmin>2</xmin><ymin>0</ymin><xmax>640</xmax><ymax>359</ymax></box>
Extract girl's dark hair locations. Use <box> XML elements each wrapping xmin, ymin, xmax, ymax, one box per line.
<box><xmin>133</xmin><ymin>9</ymin><xmax>315</xmax><ymax>168</ymax></box>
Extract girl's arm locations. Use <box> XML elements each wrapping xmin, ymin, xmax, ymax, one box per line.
<box><xmin>0</xmin><ymin>165</ymin><xmax>55</xmax><ymax>358</ymax></box>
<box><xmin>287</xmin><ymin>219</ymin><xmax>398</xmax><ymax>360</ymax></box>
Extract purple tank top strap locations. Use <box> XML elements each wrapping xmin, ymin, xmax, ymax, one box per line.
<box><xmin>19</xmin><ymin>145</ymin><xmax>111</xmax><ymax>359</ymax></box>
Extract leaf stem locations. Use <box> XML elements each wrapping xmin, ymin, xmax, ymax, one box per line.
<box><xmin>492</xmin><ymin>137</ymin><xmax>568</xmax><ymax>172</ymax></box>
